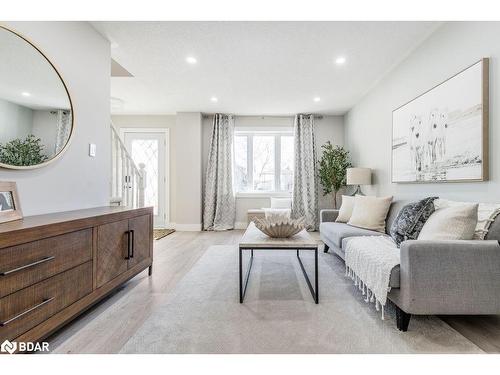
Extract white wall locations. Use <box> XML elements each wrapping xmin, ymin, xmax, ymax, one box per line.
<box><xmin>0</xmin><ymin>22</ymin><xmax>110</xmax><ymax>216</ymax></box>
<box><xmin>31</xmin><ymin>110</ymin><xmax>58</xmax><ymax>157</ymax></box>
<box><xmin>0</xmin><ymin>98</ymin><xmax>33</xmax><ymax>144</ymax></box>
<box><xmin>175</xmin><ymin>112</ymin><xmax>203</xmax><ymax>230</ymax></box>
<box><xmin>345</xmin><ymin>22</ymin><xmax>500</xmax><ymax>203</ymax></box>
<box><xmin>202</xmin><ymin>115</ymin><xmax>345</xmax><ymax>227</ymax></box>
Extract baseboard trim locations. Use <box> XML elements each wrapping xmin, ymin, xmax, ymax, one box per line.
<box><xmin>164</xmin><ymin>222</ymin><xmax>176</xmax><ymax>230</ymax></box>
<box><xmin>175</xmin><ymin>223</ymin><xmax>202</xmax><ymax>231</ymax></box>
<box><xmin>234</xmin><ymin>222</ymin><xmax>248</xmax><ymax>230</ymax></box>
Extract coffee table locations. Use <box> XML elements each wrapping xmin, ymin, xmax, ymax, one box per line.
<box><xmin>238</xmin><ymin>222</ymin><xmax>319</xmax><ymax>304</ymax></box>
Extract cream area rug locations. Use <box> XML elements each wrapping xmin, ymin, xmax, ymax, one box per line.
<box><xmin>120</xmin><ymin>245</ymin><xmax>483</xmax><ymax>354</ymax></box>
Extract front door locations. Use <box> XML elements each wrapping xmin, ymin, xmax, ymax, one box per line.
<box><xmin>123</xmin><ymin>130</ymin><xmax>167</xmax><ymax>228</ymax></box>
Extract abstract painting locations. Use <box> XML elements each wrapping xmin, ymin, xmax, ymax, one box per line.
<box><xmin>392</xmin><ymin>59</ymin><xmax>489</xmax><ymax>183</ymax></box>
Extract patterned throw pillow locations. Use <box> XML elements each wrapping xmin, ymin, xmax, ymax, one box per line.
<box><xmin>390</xmin><ymin>197</ymin><xmax>438</xmax><ymax>247</ymax></box>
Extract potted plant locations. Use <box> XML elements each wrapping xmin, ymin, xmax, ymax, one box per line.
<box><xmin>0</xmin><ymin>134</ymin><xmax>48</xmax><ymax>166</ymax></box>
<box><xmin>317</xmin><ymin>141</ymin><xmax>352</xmax><ymax>209</ymax></box>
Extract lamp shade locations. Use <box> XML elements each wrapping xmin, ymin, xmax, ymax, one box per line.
<box><xmin>347</xmin><ymin>168</ymin><xmax>371</xmax><ymax>185</ymax></box>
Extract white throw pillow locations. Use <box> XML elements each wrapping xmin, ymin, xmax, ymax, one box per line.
<box><xmin>418</xmin><ymin>204</ymin><xmax>479</xmax><ymax>241</ymax></box>
<box><xmin>435</xmin><ymin>199</ymin><xmax>500</xmax><ymax>239</ymax></box>
<box><xmin>263</xmin><ymin>208</ymin><xmax>291</xmax><ymax>221</ymax></box>
<box><xmin>336</xmin><ymin>195</ymin><xmax>356</xmax><ymax>223</ymax></box>
<box><xmin>347</xmin><ymin>195</ymin><xmax>393</xmax><ymax>233</ymax></box>
<box><xmin>270</xmin><ymin>197</ymin><xmax>292</xmax><ymax>209</ymax></box>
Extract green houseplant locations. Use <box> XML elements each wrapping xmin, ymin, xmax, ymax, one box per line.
<box><xmin>0</xmin><ymin>134</ymin><xmax>48</xmax><ymax>166</ymax></box>
<box><xmin>317</xmin><ymin>141</ymin><xmax>352</xmax><ymax>209</ymax></box>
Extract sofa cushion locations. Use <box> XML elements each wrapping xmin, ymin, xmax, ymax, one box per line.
<box><xmin>389</xmin><ymin>197</ymin><xmax>437</xmax><ymax>247</ymax></box>
<box><xmin>336</xmin><ymin>195</ymin><xmax>356</xmax><ymax>223</ymax></box>
<box><xmin>435</xmin><ymin>199</ymin><xmax>500</xmax><ymax>239</ymax></box>
<box><xmin>320</xmin><ymin>222</ymin><xmax>386</xmax><ymax>249</ymax></box>
<box><xmin>385</xmin><ymin>200</ymin><xmax>412</xmax><ymax>234</ymax></box>
<box><xmin>348</xmin><ymin>195</ymin><xmax>393</xmax><ymax>233</ymax></box>
<box><xmin>485</xmin><ymin>215</ymin><xmax>500</xmax><ymax>241</ymax></box>
<box><xmin>270</xmin><ymin>197</ymin><xmax>292</xmax><ymax>209</ymax></box>
<box><xmin>263</xmin><ymin>208</ymin><xmax>291</xmax><ymax>220</ymax></box>
<box><xmin>418</xmin><ymin>204</ymin><xmax>478</xmax><ymax>241</ymax></box>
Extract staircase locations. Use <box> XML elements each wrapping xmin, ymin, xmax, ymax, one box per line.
<box><xmin>110</xmin><ymin>122</ymin><xmax>145</xmax><ymax>207</ymax></box>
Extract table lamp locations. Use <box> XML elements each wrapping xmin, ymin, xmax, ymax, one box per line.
<box><xmin>346</xmin><ymin>168</ymin><xmax>371</xmax><ymax>195</ymax></box>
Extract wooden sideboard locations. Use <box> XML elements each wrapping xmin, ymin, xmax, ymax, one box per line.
<box><xmin>0</xmin><ymin>206</ymin><xmax>153</xmax><ymax>348</ymax></box>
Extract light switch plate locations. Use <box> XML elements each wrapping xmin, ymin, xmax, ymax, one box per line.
<box><xmin>89</xmin><ymin>143</ymin><xmax>97</xmax><ymax>157</ymax></box>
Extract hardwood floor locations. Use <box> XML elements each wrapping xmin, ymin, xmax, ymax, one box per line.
<box><xmin>44</xmin><ymin>230</ymin><xmax>500</xmax><ymax>353</ymax></box>
<box><xmin>46</xmin><ymin>230</ymin><xmax>243</xmax><ymax>353</ymax></box>
<box><xmin>441</xmin><ymin>316</ymin><xmax>500</xmax><ymax>353</ymax></box>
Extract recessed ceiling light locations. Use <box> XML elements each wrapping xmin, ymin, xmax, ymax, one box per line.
<box><xmin>21</xmin><ymin>92</ymin><xmax>31</xmax><ymax>97</ymax></box>
<box><xmin>211</xmin><ymin>97</ymin><xmax>218</xmax><ymax>103</ymax></box>
<box><xmin>186</xmin><ymin>56</ymin><xmax>197</xmax><ymax>64</ymax></box>
<box><xmin>313</xmin><ymin>97</ymin><xmax>321</xmax><ymax>102</ymax></box>
<box><xmin>335</xmin><ymin>56</ymin><xmax>346</xmax><ymax>65</ymax></box>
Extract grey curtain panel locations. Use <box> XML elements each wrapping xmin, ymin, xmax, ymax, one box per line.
<box><xmin>55</xmin><ymin>110</ymin><xmax>71</xmax><ymax>154</ymax></box>
<box><xmin>203</xmin><ymin>114</ymin><xmax>236</xmax><ymax>231</ymax></box>
<box><xmin>292</xmin><ymin>114</ymin><xmax>319</xmax><ymax>230</ymax></box>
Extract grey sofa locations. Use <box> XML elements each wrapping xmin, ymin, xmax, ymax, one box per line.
<box><xmin>320</xmin><ymin>201</ymin><xmax>500</xmax><ymax>331</ymax></box>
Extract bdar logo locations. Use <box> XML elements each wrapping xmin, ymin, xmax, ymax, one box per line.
<box><xmin>1</xmin><ymin>340</ymin><xmax>17</xmax><ymax>354</ymax></box>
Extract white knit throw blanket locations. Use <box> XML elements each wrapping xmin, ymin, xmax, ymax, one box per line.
<box><xmin>344</xmin><ymin>236</ymin><xmax>400</xmax><ymax>320</ymax></box>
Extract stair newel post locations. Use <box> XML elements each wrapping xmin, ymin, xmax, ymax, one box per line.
<box><xmin>121</xmin><ymin>145</ymin><xmax>126</xmax><ymax>206</ymax></box>
<box><xmin>138</xmin><ymin>162</ymin><xmax>146</xmax><ymax>208</ymax></box>
<box><xmin>127</xmin><ymin>158</ymin><xmax>134</xmax><ymax>206</ymax></box>
<box><xmin>109</xmin><ymin>123</ymin><xmax>144</xmax><ymax>208</ymax></box>
<box><xmin>131</xmin><ymin>170</ymin><xmax>136</xmax><ymax>207</ymax></box>
<box><xmin>111</xmin><ymin>131</ymin><xmax>117</xmax><ymax>198</ymax></box>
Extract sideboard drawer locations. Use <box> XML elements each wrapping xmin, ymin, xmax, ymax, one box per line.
<box><xmin>0</xmin><ymin>229</ymin><xmax>92</xmax><ymax>298</ymax></box>
<box><xmin>0</xmin><ymin>262</ymin><xmax>92</xmax><ymax>342</ymax></box>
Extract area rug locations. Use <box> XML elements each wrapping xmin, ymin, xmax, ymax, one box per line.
<box><xmin>120</xmin><ymin>245</ymin><xmax>483</xmax><ymax>353</ymax></box>
<box><xmin>153</xmin><ymin>229</ymin><xmax>175</xmax><ymax>240</ymax></box>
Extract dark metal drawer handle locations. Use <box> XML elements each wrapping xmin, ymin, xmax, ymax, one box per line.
<box><xmin>125</xmin><ymin>230</ymin><xmax>131</xmax><ymax>260</ymax></box>
<box><xmin>0</xmin><ymin>297</ymin><xmax>55</xmax><ymax>327</ymax></box>
<box><xmin>0</xmin><ymin>256</ymin><xmax>55</xmax><ymax>277</ymax></box>
<box><xmin>130</xmin><ymin>230</ymin><xmax>135</xmax><ymax>258</ymax></box>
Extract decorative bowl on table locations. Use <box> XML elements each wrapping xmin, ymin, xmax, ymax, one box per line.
<box><xmin>254</xmin><ymin>217</ymin><xmax>306</xmax><ymax>238</ymax></box>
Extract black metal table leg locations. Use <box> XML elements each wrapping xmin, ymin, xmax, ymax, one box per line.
<box><xmin>239</xmin><ymin>248</ymin><xmax>254</xmax><ymax>303</ymax></box>
<box><xmin>297</xmin><ymin>248</ymin><xmax>319</xmax><ymax>304</ymax></box>
<box><xmin>314</xmin><ymin>248</ymin><xmax>318</xmax><ymax>303</ymax></box>
<box><xmin>239</xmin><ymin>247</ymin><xmax>243</xmax><ymax>303</ymax></box>
<box><xmin>239</xmin><ymin>247</ymin><xmax>318</xmax><ymax>304</ymax></box>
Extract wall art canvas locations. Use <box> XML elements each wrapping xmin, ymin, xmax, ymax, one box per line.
<box><xmin>392</xmin><ymin>59</ymin><xmax>489</xmax><ymax>183</ymax></box>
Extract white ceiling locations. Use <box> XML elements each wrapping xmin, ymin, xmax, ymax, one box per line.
<box><xmin>0</xmin><ymin>27</ymin><xmax>71</xmax><ymax>110</ymax></box>
<box><xmin>91</xmin><ymin>21</ymin><xmax>440</xmax><ymax>115</ymax></box>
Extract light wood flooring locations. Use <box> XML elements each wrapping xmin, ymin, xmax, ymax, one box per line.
<box><xmin>45</xmin><ymin>230</ymin><xmax>500</xmax><ymax>354</ymax></box>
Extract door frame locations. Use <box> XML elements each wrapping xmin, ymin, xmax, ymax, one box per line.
<box><xmin>119</xmin><ymin>127</ymin><xmax>170</xmax><ymax>228</ymax></box>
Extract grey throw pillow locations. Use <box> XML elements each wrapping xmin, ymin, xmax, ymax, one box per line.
<box><xmin>390</xmin><ymin>197</ymin><xmax>438</xmax><ymax>247</ymax></box>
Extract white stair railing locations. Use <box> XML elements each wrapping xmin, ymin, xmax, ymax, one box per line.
<box><xmin>110</xmin><ymin>122</ymin><xmax>146</xmax><ymax>207</ymax></box>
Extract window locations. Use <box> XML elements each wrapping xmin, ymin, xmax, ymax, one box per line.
<box><xmin>234</xmin><ymin>129</ymin><xmax>294</xmax><ymax>194</ymax></box>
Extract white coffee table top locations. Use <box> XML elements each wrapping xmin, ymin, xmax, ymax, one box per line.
<box><xmin>239</xmin><ymin>222</ymin><xmax>318</xmax><ymax>249</ymax></box>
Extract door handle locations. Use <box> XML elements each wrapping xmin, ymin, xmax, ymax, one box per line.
<box><xmin>125</xmin><ymin>230</ymin><xmax>131</xmax><ymax>260</ymax></box>
<box><xmin>130</xmin><ymin>230</ymin><xmax>135</xmax><ymax>258</ymax></box>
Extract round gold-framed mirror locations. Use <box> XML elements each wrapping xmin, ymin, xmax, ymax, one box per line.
<box><xmin>0</xmin><ymin>25</ymin><xmax>74</xmax><ymax>170</ymax></box>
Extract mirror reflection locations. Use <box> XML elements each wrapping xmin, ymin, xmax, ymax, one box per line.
<box><xmin>0</xmin><ymin>191</ymin><xmax>14</xmax><ymax>212</ymax></box>
<box><xmin>0</xmin><ymin>27</ymin><xmax>73</xmax><ymax>168</ymax></box>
